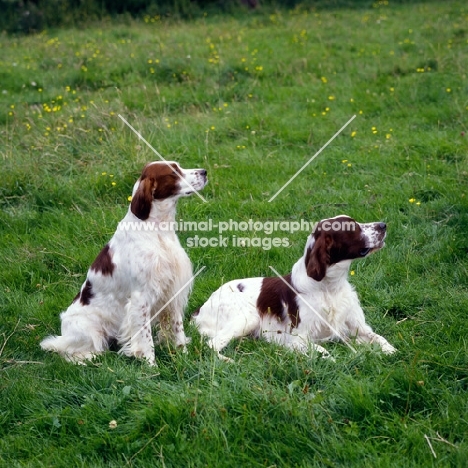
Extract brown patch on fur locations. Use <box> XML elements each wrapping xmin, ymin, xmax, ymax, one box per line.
<box><xmin>306</xmin><ymin>234</ymin><xmax>333</xmax><ymax>282</ymax></box>
<box><xmin>91</xmin><ymin>244</ymin><xmax>115</xmax><ymax>276</ymax></box>
<box><xmin>192</xmin><ymin>307</ymin><xmax>200</xmax><ymax>318</ymax></box>
<box><xmin>306</xmin><ymin>216</ymin><xmax>381</xmax><ymax>281</ymax></box>
<box><xmin>257</xmin><ymin>274</ymin><xmax>300</xmax><ymax>328</ymax></box>
<box><xmin>131</xmin><ymin>162</ymin><xmax>182</xmax><ymax>220</ymax></box>
<box><xmin>80</xmin><ymin>280</ymin><xmax>94</xmax><ymax>306</ymax></box>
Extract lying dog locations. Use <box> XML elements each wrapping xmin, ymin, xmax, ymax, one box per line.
<box><xmin>193</xmin><ymin>215</ymin><xmax>396</xmax><ymax>360</ymax></box>
<box><xmin>41</xmin><ymin>161</ymin><xmax>208</xmax><ymax>365</ymax></box>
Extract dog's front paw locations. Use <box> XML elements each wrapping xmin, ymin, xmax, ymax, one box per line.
<box><xmin>176</xmin><ymin>336</ymin><xmax>191</xmax><ymax>348</ymax></box>
<box><xmin>312</xmin><ymin>344</ymin><xmax>335</xmax><ymax>362</ymax></box>
<box><xmin>381</xmin><ymin>343</ymin><xmax>397</xmax><ymax>355</ymax></box>
<box><xmin>217</xmin><ymin>351</ymin><xmax>234</xmax><ymax>363</ymax></box>
<box><xmin>133</xmin><ymin>349</ymin><xmax>157</xmax><ymax>366</ymax></box>
<box><xmin>319</xmin><ymin>350</ymin><xmax>336</xmax><ymax>362</ymax></box>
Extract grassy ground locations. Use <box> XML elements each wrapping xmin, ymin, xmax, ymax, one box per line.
<box><xmin>1</xmin><ymin>1</ymin><xmax>468</xmax><ymax>466</ymax></box>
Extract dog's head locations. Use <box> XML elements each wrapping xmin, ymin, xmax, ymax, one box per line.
<box><xmin>130</xmin><ymin>161</ymin><xmax>208</xmax><ymax>220</ymax></box>
<box><xmin>305</xmin><ymin>215</ymin><xmax>387</xmax><ymax>281</ymax></box>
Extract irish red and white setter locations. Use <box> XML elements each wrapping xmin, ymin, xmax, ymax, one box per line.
<box><xmin>41</xmin><ymin>161</ymin><xmax>208</xmax><ymax>365</ymax></box>
<box><xmin>193</xmin><ymin>215</ymin><xmax>396</xmax><ymax>360</ymax></box>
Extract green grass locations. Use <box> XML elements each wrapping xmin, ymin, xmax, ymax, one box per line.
<box><xmin>1</xmin><ymin>1</ymin><xmax>468</xmax><ymax>466</ymax></box>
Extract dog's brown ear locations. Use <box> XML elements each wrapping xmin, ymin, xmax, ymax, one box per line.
<box><xmin>131</xmin><ymin>177</ymin><xmax>156</xmax><ymax>220</ymax></box>
<box><xmin>305</xmin><ymin>234</ymin><xmax>332</xmax><ymax>281</ymax></box>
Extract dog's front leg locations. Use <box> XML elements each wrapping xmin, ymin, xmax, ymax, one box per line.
<box><xmin>119</xmin><ymin>294</ymin><xmax>156</xmax><ymax>365</ymax></box>
<box><xmin>156</xmin><ymin>284</ymin><xmax>191</xmax><ymax>351</ymax></box>
<box><xmin>355</xmin><ymin>327</ymin><xmax>397</xmax><ymax>354</ymax></box>
<box><xmin>156</xmin><ymin>305</ymin><xmax>190</xmax><ymax>351</ymax></box>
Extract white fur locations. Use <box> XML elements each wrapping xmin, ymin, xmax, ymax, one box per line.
<box><xmin>193</xmin><ymin>216</ymin><xmax>396</xmax><ymax>360</ymax></box>
<box><xmin>41</xmin><ymin>161</ymin><xmax>207</xmax><ymax>365</ymax></box>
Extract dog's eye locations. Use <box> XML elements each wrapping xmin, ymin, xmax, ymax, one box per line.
<box><xmin>360</xmin><ymin>248</ymin><xmax>370</xmax><ymax>256</ymax></box>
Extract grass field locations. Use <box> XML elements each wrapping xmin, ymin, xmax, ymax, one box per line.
<box><xmin>1</xmin><ymin>1</ymin><xmax>468</xmax><ymax>466</ymax></box>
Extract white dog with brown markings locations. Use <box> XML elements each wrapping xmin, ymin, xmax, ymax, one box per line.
<box><xmin>41</xmin><ymin>161</ymin><xmax>208</xmax><ymax>365</ymax></box>
<box><xmin>193</xmin><ymin>215</ymin><xmax>396</xmax><ymax>361</ymax></box>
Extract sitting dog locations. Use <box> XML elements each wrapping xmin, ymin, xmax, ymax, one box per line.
<box><xmin>193</xmin><ymin>215</ymin><xmax>396</xmax><ymax>360</ymax></box>
<box><xmin>41</xmin><ymin>161</ymin><xmax>208</xmax><ymax>365</ymax></box>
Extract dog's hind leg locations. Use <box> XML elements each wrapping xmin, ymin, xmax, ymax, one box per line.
<box><xmin>206</xmin><ymin>311</ymin><xmax>261</xmax><ymax>362</ymax></box>
<box><xmin>282</xmin><ymin>335</ymin><xmax>334</xmax><ymax>360</ymax></box>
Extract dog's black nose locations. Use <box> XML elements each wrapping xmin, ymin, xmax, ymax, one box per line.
<box><xmin>379</xmin><ymin>222</ymin><xmax>387</xmax><ymax>230</ymax></box>
<box><xmin>200</xmin><ymin>169</ymin><xmax>207</xmax><ymax>177</ymax></box>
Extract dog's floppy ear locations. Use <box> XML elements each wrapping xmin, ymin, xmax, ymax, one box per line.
<box><xmin>131</xmin><ymin>176</ymin><xmax>156</xmax><ymax>220</ymax></box>
<box><xmin>305</xmin><ymin>234</ymin><xmax>332</xmax><ymax>282</ymax></box>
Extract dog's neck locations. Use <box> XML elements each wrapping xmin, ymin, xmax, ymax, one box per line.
<box><xmin>127</xmin><ymin>198</ymin><xmax>178</xmax><ymax>224</ymax></box>
<box><xmin>319</xmin><ymin>261</ymin><xmax>352</xmax><ymax>286</ymax></box>
<box><xmin>146</xmin><ymin>199</ymin><xmax>178</xmax><ymax>224</ymax></box>
<box><xmin>291</xmin><ymin>237</ymin><xmax>352</xmax><ymax>292</ymax></box>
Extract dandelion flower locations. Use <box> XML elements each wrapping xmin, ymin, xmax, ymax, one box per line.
<box><xmin>409</xmin><ymin>198</ymin><xmax>416</xmax><ymax>203</ymax></box>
